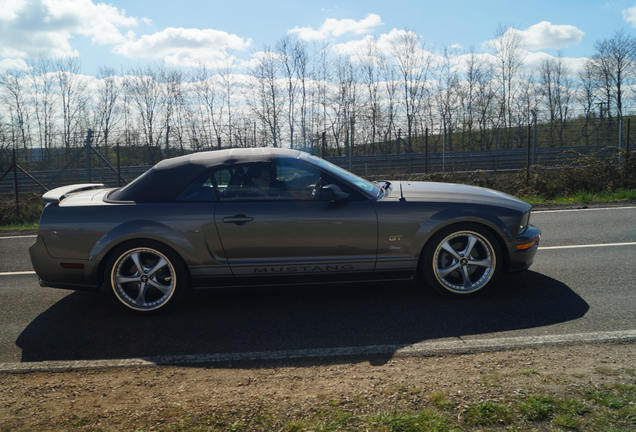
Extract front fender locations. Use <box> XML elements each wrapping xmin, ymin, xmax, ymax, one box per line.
<box><xmin>412</xmin><ymin>205</ymin><xmax>518</xmax><ymax>259</ymax></box>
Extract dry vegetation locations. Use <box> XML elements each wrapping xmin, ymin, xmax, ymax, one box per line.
<box><xmin>1</xmin><ymin>343</ymin><xmax>635</xmax><ymax>431</ymax></box>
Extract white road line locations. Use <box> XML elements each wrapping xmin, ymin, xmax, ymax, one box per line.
<box><xmin>0</xmin><ymin>234</ymin><xmax>36</xmax><ymax>240</ymax></box>
<box><xmin>539</xmin><ymin>241</ymin><xmax>636</xmax><ymax>250</ymax></box>
<box><xmin>0</xmin><ymin>271</ymin><xmax>35</xmax><ymax>276</ymax></box>
<box><xmin>0</xmin><ymin>329</ymin><xmax>634</xmax><ymax>373</ymax></box>
<box><xmin>534</xmin><ymin>206</ymin><xmax>636</xmax><ymax>214</ymax></box>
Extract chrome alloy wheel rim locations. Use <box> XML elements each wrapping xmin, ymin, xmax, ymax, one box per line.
<box><xmin>432</xmin><ymin>231</ymin><xmax>496</xmax><ymax>294</ymax></box>
<box><xmin>111</xmin><ymin>247</ymin><xmax>176</xmax><ymax>311</ymax></box>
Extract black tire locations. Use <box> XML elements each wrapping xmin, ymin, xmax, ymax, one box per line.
<box><xmin>103</xmin><ymin>239</ymin><xmax>186</xmax><ymax>313</ymax></box>
<box><xmin>420</xmin><ymin>223</ymin><xmax>502</xmax><ymax>296</ymax></box>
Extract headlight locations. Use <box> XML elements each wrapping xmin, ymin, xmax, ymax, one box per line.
<box><xmin>519</xmin><ymin>211</ymin><xmax>530</xmax><ymax>233</ymax></box>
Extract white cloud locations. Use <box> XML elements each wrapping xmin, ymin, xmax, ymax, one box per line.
<box><xmin>0</xmin><ymin>57</ymin><xmax>30</xmax><ymax>72</ymax></box>
<box><xmin>0</xmin><ymin>0</ymin><xmax>138</xmax><ymax>60</ymax></box>
<box><xmin>622</xmin><ymin>2</ymin><xmax>636</xmax><ymax>27</ymax></box>
<box><xmin>487</xmin><ymin>21</ymin><xmax>584</xmax><ymax>51</ymax></box>
<box><xmin>332</xmin><ymin>35</ymin><xmax>376</xmax><ymax>56</ymax></box>
<box><xmin>522</xmin><ymin>51</ymin><xmax>588</xmax><ymax>75</ymax></box>
<box><xmin>113</xmin><ymin>27</ymin><xmax>252</xmax><ymax>68</ymax></box>
<box><xmin>331</xmin><ymin>29</ymin><xmax>442</xmax><ymax>66</ymax></box>
<box><xmin>288</xmin><ymin>13</ymin><xmax>382</xmax><ymax>41</ymax></box>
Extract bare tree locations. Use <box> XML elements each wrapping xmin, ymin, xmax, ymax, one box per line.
<box><xmin>540</xmin><ymin>55</ymin><xmax>572</xmax><ymax>146</ymax></box>
<box><xmin>193</xmin><ymin>64</ymin><xmax>224</xmax><ymax>149</ymax></box>
<box><xmin>250</xmin><ymin>48</ymin><xmax>282</xmax><ymax>147</ymax></box>
<box><xmin>391</xmin><ymin>30</ymin><xmax>431</xmax><ymax>152</ymax></box>
<box><xmin>125</xmin><ymin>66</ymin><xmax>164</xmax><ymax>148</ymax></box>
<box><xmin>578</xmin><ymin>60</ymin><xmax>597</xmax><ymax>145</ymax></box>
<box><xmin>361</xmin><ymin>39</ymin><xmax>382</xmax><ymax>154</ymax></box>
<box><xmin>592</xmin><ymin>30</ymin><xmax>635</xmax><ymax>127</ymax></box>
<box><xmin>278</xmin><ymin>37</ymin><xmax>299</xmax><ymax>148</ymax></box>
<box><xmin>29</xmin><ymin>59</ymin><xmax>56</xmax><ymax>154</ymax></box>
<box><xmin>436</xmin><ymin>49</ymin><xmax>460</xmax><ymax>152</ymax></box>
<box><xmin>381</xmin><ymin>53</ymin><xmax>399</xmax><ymax>153</ymax></box>
<box><xmin>294</xmin><ymin>40</ymin><xmax>309</xmax><ymax>148</ymax></box>
<box><xmin>492</xmin><ymin>25</ymin><xmax>523</xmax><ymax>147</ymax></box>
<box><xmin>327</xmin><ymin>57</ymin><xmax>357</xmax><ymax>156</ymax></box>
<box><xmin>0</xmin><ymin>70</ymin><xmax>31</xmax><ymax>151</ymax></box>
<box><xmin>55</xmin><ymin>58</ymin><xmax>87</xmax><ymax>148</ymax></box>
<box><xmin>218</xmin><ymin>55</ymin><xmax>235</xmax><ymax>146</ymax></box>
<box><xmin>93</xmin><ymin>67</ymin><xmax>120</xmax><ymax>150</ymax></box>
<box><xmin>473</xmin><ymin>60</ymin><xmax>497</xmax><ymax>150</ymax></box>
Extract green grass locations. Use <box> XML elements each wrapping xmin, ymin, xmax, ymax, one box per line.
<box><xmin>585</xmin><ymin>384</ymin><xmax>636</xmax><ymax>410</ymax></box>
<box><xmin>0</xmin><ymin>222</ymin><xmax>38</xmax><ymax>231</ymax></box>
<box><xmin>371</xmin><ymin>409</ymin><xmax>454</xmax><ymax>432</ymax></box>
<box><xmin>463</xmin><ymin>401</ymin><xmax>513</xmax><ymax>426</ymax></box>
<box><xmin>518</xmin><ymin>394</ymin><xmax>555</xmax><ymax>421</ymax></box>
<box><xmin>521</xmin><ymin>188</ymin><xmax>636</xmax><ymax>205</ymax></box>
<box><xmin>6</xmin><ymin>382</ymin><xmax>636</xmax><ymax>432</ymax></box>
<box><xmin>429</xmin><ymin>392</ymin><xmax>456</xmax><ymax>411</ymax></box>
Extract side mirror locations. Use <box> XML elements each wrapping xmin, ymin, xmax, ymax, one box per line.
<box><xmin>319</xmin><ymin>184</ymin><xmax>350</xmax><ymax>202</ymax></box>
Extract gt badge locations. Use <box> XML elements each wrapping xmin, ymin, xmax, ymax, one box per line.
<box><xmin>389</xmin><ymin>235</ymin><xmax>402</xmax><ymax>242</ymax></box>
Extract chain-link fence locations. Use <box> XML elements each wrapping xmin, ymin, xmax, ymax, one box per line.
<box><xmin>0</xmin><ymin>116</ymin><xmax>633</xmax><ymax>197</ymax></box>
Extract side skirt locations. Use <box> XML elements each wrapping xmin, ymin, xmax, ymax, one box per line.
<box><xmin>190</xmin><ymin>270</ymin><xmax>414</xmax><ymax>290</ymax></box>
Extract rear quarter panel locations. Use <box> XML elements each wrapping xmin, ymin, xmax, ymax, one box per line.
<box><xmin>39</xmin><ymin>201</ymin><xmax>225</xmax><ymax>283</ymax></box>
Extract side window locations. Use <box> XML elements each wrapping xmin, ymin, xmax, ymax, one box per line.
<box><xmin>177</xmin><ymin>170</ymin><xmax>218</xmax><ymax>202</ymax></box>
<box><xmin>176</xmin><ymin>161</ymin><xmax>365</xmax><ymax>203</ymax></box>
<box><xmin>218</xmin><ymin>163</ymin><xmax>276</xmax><ymax>201</ymax></box>
<box><xmin>274</xmin><ymin>158</ymin><xmax>322</xmax><ymax>201</ymax></box>
<box><xmin>215</xmin><ymin>159</ymin><xmax>322</xmax><ymax>202</ymax></box>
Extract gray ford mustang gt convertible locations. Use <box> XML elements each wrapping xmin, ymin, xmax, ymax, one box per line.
<box><xmin>30</xmin><ymin>147</ymin><xmax>540</xmax><ymax>312</ymax></box>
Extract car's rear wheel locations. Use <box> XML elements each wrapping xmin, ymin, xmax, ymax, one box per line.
<box><xmin>106</xmin><ymin>241</ymin><xmax>184</xmax><ymax>312</ymax></box>
<box><xmin>422</xmin><ymin>224</ymin><xmax>501</xmax><ymax>296</ymax></box>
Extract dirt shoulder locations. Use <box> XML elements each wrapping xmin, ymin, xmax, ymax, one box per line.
<box><xmin>1</xmin><ymin>342</ymin><xmax>634</xmax><ymax>431</ymax></box>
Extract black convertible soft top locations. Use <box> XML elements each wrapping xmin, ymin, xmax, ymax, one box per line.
<box><xmin>108</xmin><ymin>148</ymin><xmax>302</xmax><ymax>202</ymax></box>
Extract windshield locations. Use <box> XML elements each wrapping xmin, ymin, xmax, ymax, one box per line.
<box><xmin>306</xmin><ymin>154</ymin><xmax>380</xmax><ymax>198</ymax></box>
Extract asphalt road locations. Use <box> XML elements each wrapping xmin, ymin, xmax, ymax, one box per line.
<box><xmin>0</xmin><ymin>206</ymin><xmax>634</xmax><ymax>365</ymax></box>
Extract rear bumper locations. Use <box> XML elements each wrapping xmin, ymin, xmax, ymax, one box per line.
<box><xmin>508</xmin><ymin>225</ymin><xmax>540</xmax><ymax>272</ymax></box>
<box><xmin>29</xmin><ymin>236</ymin><xmax>99</xmax><ymax>291</ymax></box>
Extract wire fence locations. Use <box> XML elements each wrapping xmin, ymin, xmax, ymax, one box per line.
<box><xmin>0</xmin><ymin>117</ymin><xmax>633</xmax><ymax>199</ymax></box>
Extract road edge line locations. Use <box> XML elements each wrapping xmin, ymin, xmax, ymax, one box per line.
<box><xmin>533</xmin><ymin>206</ymin><xmax>636</xmax><ymax>213</ymax></box>
<box><xmin>1</xmin><ymin>329</ymin><xmax>634</xmax><ymax>374</ymax></box>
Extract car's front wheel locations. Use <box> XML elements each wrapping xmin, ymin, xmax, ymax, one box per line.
<box><xmin>422</xmin><ymin>224</ymin><xmax>501</xmax><ymax>296</ymax></box>
<box><xmin>106</xmin><ymin>241</ymin><xmax>185</xmax><ymax>312</ymax></box>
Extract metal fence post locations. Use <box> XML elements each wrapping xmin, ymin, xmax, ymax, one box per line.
<box><xmin>12</xmin><ymin>146</ymin><xmax>19</xmax><ymax>218</ymax></box>
<box><xmin>626</xmin><ymin>118</ymin><xmax>631</xmax><ymax>176</ymax></box>
<box><xmin>618</xmin><ymin>114</ymin><xmax>622</xmax><ymax>165</ymax></box>
<box><xmin>322</xmin><ymin>131</ymin><xmax>326</xmax><ymax>157</ymax></box>
<box><xmin>425</xmin><ymin>127</ymin><xmax>429</xmax><ymax>173</ymax></box>
<box><xmin>116</xmin><ymin>141</ymin><xmax>121</xmax><ymax>187</ymax></box>
<box><xmin>165</xmin><ymin>125</ymin><xmax>170</xmax><ymax>156</ymax></box>
<box><xmin>527</xmin><ymin>123</ymin><xmax>531</xmax><ymax>185</ymax></box>
<box><xmin>531</xmin><ymin>110</ymin><xmax>537</xmax><ymax>164</ymax></box>
<box><xmin>85</xmin><ymin>129</ymin><xmax>93</xmax><ymax>183</ymax></box>
<box><xmin>349</xmin><ymin>116</ymin><xmax>353</xmax><ymax>171</ymax></box>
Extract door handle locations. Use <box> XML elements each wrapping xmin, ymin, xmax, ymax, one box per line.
<box><xmin>223</xmin><ymin>215</ymin><xmax>254</xmax><ymax>224</ymax></box>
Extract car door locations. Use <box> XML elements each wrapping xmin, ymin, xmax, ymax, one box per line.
<box><xmin>213</xmin><ymin>158</ymin><xmax>378</xmax><ymax>278</ymax></box>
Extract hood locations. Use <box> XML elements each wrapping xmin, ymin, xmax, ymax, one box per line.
<box><xmin>385</xmin><ymin>181</ymin><xmax>531</xmax><ymax>212</ymax></box>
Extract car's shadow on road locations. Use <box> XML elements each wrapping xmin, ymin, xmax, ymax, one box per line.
<box><xmin>16</xmin><ymin>271</ymin><xmax>588</xmax><ymax>365</ymax></box>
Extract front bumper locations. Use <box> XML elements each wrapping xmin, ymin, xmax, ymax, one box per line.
<box><xmin>508</xmin><ymin>225</ymin><xmax>540</xmax><ymax>272</ymax></box>
<box><xmin>29</xmin><ymin>236</ymin><xmax>99</xmax><ymax>291</ymax></box>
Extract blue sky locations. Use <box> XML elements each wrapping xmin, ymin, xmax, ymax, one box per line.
<box><xmin>1</xmin><ymin>0</ymin><xmax>635</xmax><ymax>75</ymax></box>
